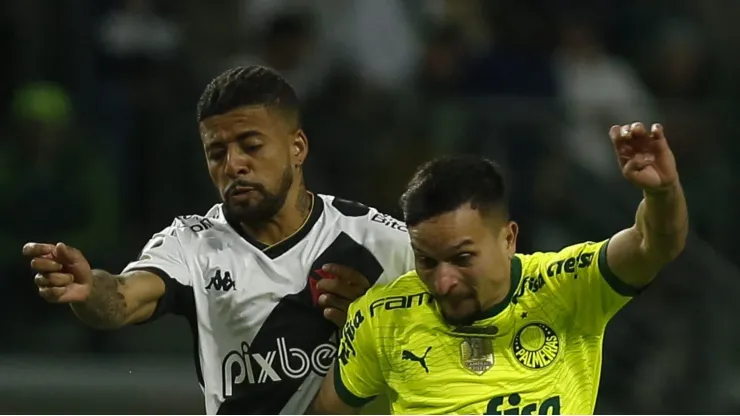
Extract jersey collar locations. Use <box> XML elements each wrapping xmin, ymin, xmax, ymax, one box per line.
<box><xmin>226</xmin><ymin>193</ymin><xmax>325</xmax><ymax>259</ymax></box>
<box><xmin>475</xmin><ymin>255</ymin><xmax>522</xmax><ymax>320</ymax></box>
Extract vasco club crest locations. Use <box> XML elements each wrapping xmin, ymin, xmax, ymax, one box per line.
<box><xmin>460</xmin><ymin>337</ymin><xmax>494</xmax><ymax>375</ymax></box>
<box><xmin>512</xmin><ymin>322</ymin><xmax>560</xmax><ymax>369</ymax></box>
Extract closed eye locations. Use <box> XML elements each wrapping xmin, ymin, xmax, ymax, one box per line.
<box><xmin>207</xmin><ymin>148</ymin><xmax>226</xmax><ymax>161</ymax></box>
<box><xmin>244</xmin><ymin>144</ymin><xmax>262</xmax><ymax>153</ymax></box>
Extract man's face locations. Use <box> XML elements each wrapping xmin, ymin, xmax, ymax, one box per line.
<box><xmin>409</xmin><ymin>205</ymin><xmax>517</xmax><ymax>325</ymax></box>
<box><xmin>199</xmin><ymin>106</ymin><xmax>307</xmax><ymax>224</ymax></box>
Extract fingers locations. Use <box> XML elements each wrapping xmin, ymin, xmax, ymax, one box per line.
<box><xmin>610</xmin><ymin>122</ymin><xmax>646</xmax><ymax>141</ymax></box>
<box><xmin>622</xmin><ymin>157</ymin><xmax>652</xmax><ymax>173</ymax></box>
<box><xmin>26</xmin><ymin>243</ymin><xmax>89</xmax><ymax>304</ymax></box>
<box><xmin>619</xmin><ymin>122</ymin><xmax>647</xmax><ymax>140</ymax></box>
<box><xmin>52</xmin><ymin>243</ymin><xmax>92</xmax><ymax>284</ymax></box>
<box><xmin>320</xmin><ymin>264</ymin><xmax>371</xmax><ymax>289</ymax></box>
<box><xmin>22</xmin><ymin>242</ymin><xmax>55</xmax><ymax>257</ymax></box>
<box><xmin>23</xmin><ymin>242</ymin><xmax>86</xmax><ymax>267</ymax></box>
<box><xmin>38</xmin><ymin>286</ymin><xmax>67</xmax><ymax>303</ymax></box>
<box><xmin>316</xmin><ymin>277</ymin><xmax>367</xmax><ymax>301</ymax></box>
<box><xmin>54</xmin><ymin>242</ymin><xmax>83</xmax><ymax>264</ymax></box>
<box><xmin>35</xmin><ymin>272</ymin><xmax>78</xmax><ymax>304</ymax></box>
<box><xmin>30</xmin><ymin>257</ymin><xmax>63</xmax><ymax>273</ymax></box>
<box><xmin>323</xmin><ymin>308</ymin><xmax>347</xmax><ymax>328</ymax></box>
<box><xmin>609</xmin><ymin>125</ymin><xmax>621</xmax><ymax>141</ymax></box>
<box><xmin>316</xmin><ymin>264</ymin><xmax>370</xmax><ymax>328</ymax></box>
<box><xmin>651</xmin><ymin>123</ymin><xmax>665</xmax><ymax>141</ymax></box>
<box><xmin>318</xmin><ymin>293</ymin><xmax>351</xmax><ymax>313</ymax></box>
<box><xmin>610</xmin><ymin>122</ymin><xmax>665</xmax><ymax>142</ymax></box>
<box><xmin>318</xmin><ymin>290</ymin><xmax>352</xmax><ymax>328</ymax></box>
<box><xmin>34</xmin><ymin>272</ymin><xmax>74</xmax><ymax>288</ymax></box>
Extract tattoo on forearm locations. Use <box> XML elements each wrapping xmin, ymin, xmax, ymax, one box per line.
<box><xmin>71</xmin><ymin>271</ymin><xmax>128</xmax><ymax>329</ymax></box>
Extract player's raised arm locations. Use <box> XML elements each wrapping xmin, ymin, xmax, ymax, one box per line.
<box><xmin>23</xmin><ymin>242</ymin><xmax>165</xmax><ymax>329</ymax></box>
<box><xmin>605</xmin><ymin>122</ymin><xmax>688</xmax><ymax>287</ymax></box>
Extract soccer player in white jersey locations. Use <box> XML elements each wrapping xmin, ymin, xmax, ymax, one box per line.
<box><xmin>22</xmin><ymin>66</ymin><xmax>415</xmax><ymax>414</ymax></box>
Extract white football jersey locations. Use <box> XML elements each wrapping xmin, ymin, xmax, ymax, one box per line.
<box><xmin>122</xmin><ymin>194</ymin><xmax>415</xmax><ymax>414</ymax></box>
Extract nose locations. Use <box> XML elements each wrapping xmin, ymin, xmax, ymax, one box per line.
<box><xmin>433</xmin><ymin>263</ymin><xmax>461</xmax><ymax>296</ymax></box>
<box><xmin>225</xmin><ymin>144</ymin><xmax>251</xmax><ymax>178</ymax></box>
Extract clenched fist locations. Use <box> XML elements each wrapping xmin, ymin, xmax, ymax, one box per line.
<box><xmin>23</xmin><ymin>242</ymin><xmax>94</xmax><ymax>303</ymax></box>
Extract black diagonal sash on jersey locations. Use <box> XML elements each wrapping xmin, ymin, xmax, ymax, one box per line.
<box><xmin>217</xmin><ymin>232</ymin><xmax>384</xmax><ymax>415</ymax></box>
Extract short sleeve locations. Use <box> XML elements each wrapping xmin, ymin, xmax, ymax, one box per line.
<box><xmin>334</xmin><ymin>294</ymin><xmax>385</xmax><ymax>407</ymax></box>
<box><xmin>535</xmin><ymin>239</ymin><xmax>641</xmax><ymax>332</ymax></box>
<box><xmin>122</xmin><ymin>222</ymin><xmax>192</xmax><ymax>320</ymax></box>
<box><xmin>363</xmin><ymin>209</ymin><xmax>415</xmax><ymax>286</ymax></box>
<box><xmin>326</xmin><ymin>196</ymin><xmax>415</xmax><ymax>287</ymax></box>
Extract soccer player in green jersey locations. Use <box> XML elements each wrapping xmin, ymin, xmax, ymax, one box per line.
<box><xmin>309</xmin><ymin>122</ymin><xmax>688</xmax><ymax>415</ymax></box>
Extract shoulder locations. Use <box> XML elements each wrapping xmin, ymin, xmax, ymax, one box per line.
<box><xmin>319</xmin><ymin>194</ymin><xmax>409</xmax><ymax>244</ymax></box>
<box><xmin>127</xmin><ymin>207</ymin><xmax>228</xmax><ymax>279</ymax></box>
<box><xmin>517</xmin><ymin>240</ymin><xmax>608</xmax><ymax>278</ymax></box>
<box><xmin>159</xmin><ymin>204</ymin><xmax>231</xmax><ymax>243</ymax></box>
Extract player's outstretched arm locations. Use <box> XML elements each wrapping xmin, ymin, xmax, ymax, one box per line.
<box><xmin>605</xmin><ymin>123</ymin><xmax>689</xmax><ymax>287</ymax></box>
<box><xmin>70</xmin><ymin>269</ymin><xmax>164</xmax><ymax>328</ymax></box>
<box><xmin>307</xmin><ymin>365</ymin><xmax>360</xmax><ymax>415</ymax></box>
<box><xmin>23</xmin><ymin>242</ymin><xmax>165</xmax><ymax>329</ymax></box>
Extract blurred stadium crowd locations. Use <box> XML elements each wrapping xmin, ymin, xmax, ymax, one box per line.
<box><xmin>2</xmin><ymin>0</ymin><xmax>740</xmax><ymax>413</ymax></box>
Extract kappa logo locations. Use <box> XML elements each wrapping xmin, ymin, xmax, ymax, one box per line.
<box><xmin>206</xmin><ymin>269</ymin><xmax>236</xmax><ymax>292</ymax></box>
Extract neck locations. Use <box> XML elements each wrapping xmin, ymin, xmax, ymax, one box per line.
<box><xmin>479</xmin><ymin>266</ymin><xmax>513</xmax><ymax>313</ymax></box>
<box><xmin>239</xmin><ymin>184</ymin><xmax>312</xmax><ymax>247</ymax></box>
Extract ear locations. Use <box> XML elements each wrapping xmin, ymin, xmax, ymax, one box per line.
<box><xmin>292</xmin><ymin>129</ymin><xmax>309</xmax><ymax>167</ymax></box>
<box><xmin>504</xmin><ymin>221</ymin><xmax>518</xmax><ymax>258</ymax></box>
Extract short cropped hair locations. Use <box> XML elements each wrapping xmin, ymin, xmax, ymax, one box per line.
<box><xmin>197</xmin><ymin>66</ymin><xmax>300</xmax><ymax>126</ymax></box>
<box><xmin>400</xmin><ymin>155</ymin><xmax>508</xmax><ymax>227</ymax></box>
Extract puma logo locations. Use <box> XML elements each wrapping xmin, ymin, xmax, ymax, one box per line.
<box><xmin>402</xmin><ymin>346</ymin><xmax>432</xmax><ymax>373</ymax></box>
